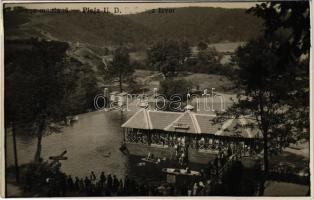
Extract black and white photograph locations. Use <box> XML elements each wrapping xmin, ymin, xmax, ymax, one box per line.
<box><xmin>2</xmin><ymin>1</ymin><xmax>311</xmax><ymax>197</ymax></box>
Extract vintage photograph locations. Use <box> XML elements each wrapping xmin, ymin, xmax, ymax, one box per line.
<box><xmin>3</xmin><ymin>1</ymin><xmax>310</xmax><ymax>197</ymax></box>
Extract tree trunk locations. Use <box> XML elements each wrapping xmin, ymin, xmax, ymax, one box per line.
<box><xmin>263</xmin><ymin>133</ymin><xmax>268</xmax><ymax>173</ymax></box>
<box><xmin>258</xmin><ymin>159</ymin><xmax>266</xmax><ymax>196</ymax></box>
<box><xmin>12</xmin><ymin>121</ymin><xmax>20</xmax><ymax>183</ymax></box>
<box><xmin>259</xmin><ymin>133</ymin><xmax>268</xmax><ymax>196</ymax></box>
<box><xmin>119</xmin><ymin>73</ymin><xmax>122</xmax><ymax>93</ymax></box>
<box><xmin>34</xmin><ymin>120</ymin><xmax>45</xmax><ymax>162</ymax></box>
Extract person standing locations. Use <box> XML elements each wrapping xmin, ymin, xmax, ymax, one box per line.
<box><xmin>227</xmin><ymin>144</ymin><xmax>232</xmax><ymax>157</ymax></box>
<box><xmin>112</xmin><ymin>175</ymin><xmax>119</xmax><ymax>195</ymax></box>
<box><xmin>221</xmin><ymin>152</ymin><xmax>225</xmax><ymax>166</ymax></box>
<box><xmin>59</xmin><ymin>173</ymin><xmax>67</xmax><ymax>196</ymax></box>
<box><xmin>124</xmin><ymin>175</ymin><xmax>130</xmax><ymax>195</ymax></box>
<box><xmin>107</xmin><ymin>174</ymin><xmax>113</xmax><ymax>191</ymax></box>
<box><xmin>118</xmin><ymin>179</ymin><xmax>124</xmax><ymax>195</ymax></box>
<box><xmin>100</xmin><ymin>172</ymin><xmax>106</xmax><ymax>189</ymax></box>
<box><xmin>179</xmin><ymin>152</ymin><xmax>185</xmax><ymax>166</ymax></box>
<box><xmin>74</xmin><ymin>177</ymin><xmax>80</xmax><ymax>191</ymax></box>
<box><xmin>192</xmin><ymin>182</ymin><xmax>198</xmax><ymax>196</ymax></box>
<box><xmin>90</xmin><ymin>171</ymin><xmax>96</xmax><ymax>183</ymax></box>
<box><xmin>67</xmin><ymin>175</ymin><xmax>74</xmax><ymax>191</ymax></box>
<box><xmin>84</xmin><ymin>176</ymin><xmax>91</xmax><ymax>195</ymax></box>
<box><xmin>208</xmin><ymin>161</ymin><xmax>213</xmax><ymax>178</ymax></box>
<box><xmin>198</xmin><ymin>181</ymin><xmax>205</xmax><ymax>196</ymax></box>
<box><xmin>214</xmin><ymin>155</ymin><xmax>219</xmax><ymax>176</ymax></box>
<box><xmin>205</xmin><ymin>180</ymin><xmax>212</xmax><ymax>195</ymax></box>
<box><xmin>187</xmin><ymin>183</ymin><xmax>192</xmax><ymax>196</ymax></box>
<box><xmin>79</xmin><ymin>178</ymin><xmax>84</xmax><ymax>192</ymax></box>
<box><xmin>174</xmin><ymin>144</ymin><xmax>178</xmax><ymax>158</ymax></box>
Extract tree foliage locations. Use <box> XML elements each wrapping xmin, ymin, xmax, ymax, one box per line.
<box><xmin>159</xmin><ymin>79</ymin><xmax>193</xmax><ymax>111</ymax></box>
<box><xmin>103</xmin><ymin>47</ymin><xmax>134</xmax><ymax>92</ymax></box>
<box><xmin>197</xmin><ymin>47</ymin><xmax>223</xmax><ymax>69</ymax></box>
<box><xmin>197</xmin><ymin>41</ymin><xmax>208</xmax><ymax>51</ymax></box>
<box><xmin>248</xmin><ymin>1</ymin><xmax>310</xmax><ymax>138</ymax></box>
<box><xmin>229</xmin><ymin>39</ymin><xmax>294</xmax><ymax>167</ymax></box>
<box><xmin>219</xmin><ymin>1</ymin><xmax>310</xmax><ymax>174</ymax></box>
<box><xmin>160</xmin><ymin>79</ymin><xmax>192</xmax><ymax>101</ymax></box>
<box><xmin>148</xmin><ymin>40</ymin><xmax>190</xmax><ymax>78</ymax></box>
<box><xmin>5</xmin><ymin>38</ymin><xmax>99</xmax><ymax>161</ymax></box>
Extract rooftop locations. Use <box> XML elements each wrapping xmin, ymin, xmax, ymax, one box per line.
<box><xmin>121</xmin><ymin>109</ymin><xmax>262</xmax><ymax>138</ymax></box>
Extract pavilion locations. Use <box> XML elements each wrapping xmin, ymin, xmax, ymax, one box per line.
<box><xmin>121</xmin><ymin>106</ymin><xmax>262</xmax><ymax>164</ymax></box>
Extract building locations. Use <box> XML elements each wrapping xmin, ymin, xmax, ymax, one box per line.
<box><xmin>121</xmin><ymin>106</ymin><xmax>262</xmax><ymax>164</ymax></box>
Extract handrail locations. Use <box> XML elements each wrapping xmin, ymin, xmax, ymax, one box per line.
<box><xmin>208</xmin><ymin>154</ymin><xmax>236</xmax><ymax>189</ymax></box>
<box><xmin>217</xmin><ymin>154</ymin><xmax>236</xmax><ymax>176</ymax></box>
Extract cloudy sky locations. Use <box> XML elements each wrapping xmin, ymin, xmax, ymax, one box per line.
<box><xmin>6</xmin><ymin>2</ymin><xmax>259</xmax><ymax>14</ymax></box>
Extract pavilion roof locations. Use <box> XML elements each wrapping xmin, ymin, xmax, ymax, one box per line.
<box><xmin>121</xmin><ymin>109</ymin><xmax>151</xmax><ymax>129</ymax></box>
<box><xmin>149</xmin><ymin>111</ymin><xmax>181</xmax><ymax>130</ymax></box>
<box><xmin>214</xmin><ymin>117</ymin><xmax>263</xmax><ymax>138</ymax></box>
<box><xmin>164</xmin><ymin>111</ymin><xmax>200</xmax><ymax>134</ymax></box>
<box><xmin>121</xmin><ymin>109</ymin><xmax>262</xmax><ymax>138</ymax></box>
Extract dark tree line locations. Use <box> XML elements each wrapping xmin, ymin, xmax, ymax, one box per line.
<box><xmin>147</xmin><ymin>39</ymin><xmax>228</xmax><ymax>77</ymax></box>
<box><xmin>5</xmin><ymin>38</ymin><xmax>100</xmax><ymax>172</ymax></box>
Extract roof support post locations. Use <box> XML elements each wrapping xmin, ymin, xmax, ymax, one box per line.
<box><xmin>148</xmin><ymin>130</ymin><xmax>151</xmax><ymax>146</ymax></box>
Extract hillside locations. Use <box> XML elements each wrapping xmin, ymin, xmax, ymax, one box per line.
<box><xmin>127</xmin><ymin>7</ymin><xmax>263</xmax><ymax>44</ymax></box>
<box><xmin>4</xmin><ymin>10</ymin><xmax>153</xmax><ymax>46</ymax></box>
<box><xmin>4</xmin><ymin>7</ymin><xmax>263</xmax><ymax>46</ymax></box>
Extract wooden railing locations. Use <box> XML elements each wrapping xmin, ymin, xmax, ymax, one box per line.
<box><xmin>208</xmin><ymin>154</ymin><xmax>237</xmax><ymax>189</ymax></box>
<box><xmin>218</xmin><ymin>154</ymin><xmax>236</xmax><ymax>177</ymax></box>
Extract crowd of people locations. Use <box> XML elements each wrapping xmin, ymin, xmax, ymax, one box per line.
<box><xmin>43</xmin><ymin>170</ymin><xmax>219</xmax><ymax>196</ymax></box>
<box><xmin>126</xmin><ymin>131</ymin><xmax>261</xmax><ymax>157</ymax></box>
<box><xmin>20</xmin><ymin>132</ymin><xmax>250</xmax><ymax>197</ymax></box>
<box><xmin>22</xmin><ymin>160</ymin><xmax>154</xmax><ymax>196</ymax></box>
<box><xmin>23</xmin><ymin>165</ymin><xmax>215</xmax><ymax>196</ymax></box>
<box><xmin>45</xmin><ymin>171</ymin><xmax>148</xmax><ymax>196</ymax></box>
<box><xmin>190</xmin><ymin>137</ymin><xmax>261</xmax><ymax>156</ymax></box>
<box><xmin>21</xmin><ymin>152</ymin><xmax>235</xmax><ymax>197</ymax></box>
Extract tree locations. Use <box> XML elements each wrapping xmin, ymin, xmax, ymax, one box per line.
<box><xmin>148</xmin><ymin>40</ymin><xmax>190</xmax><ymax>78</ymax></box>
<box><xmin>60</xmin><ymin>57</ymin><xmax>101</xmax><ymax>116</ymax></box>
<box><xmin>197</xmin><ymin>47</ymin><xmax>222</xmax><ymax>71</ymax></box>
<box><xmin>159</xmin><ymin>79</ymin><xmax>193</xmax><ymax>111</ymax></box>
<box><xmin>226</xmin><ymin>38</ymin><xmax>292</xmax><ymax>173</ymax></box>
<box><xmin>220</xmin><ymin>1</ymin><xmax>310</xmax><ymax>175</ymax></box>
<box><xmin>197</xmin><ymin>41</ymin><xmax>208</xmax><ymax>51</ymax></box>
<box><xmin>248</xmin><ymin>1</ymin><xmax>310</xmax><ymax>140</ymax></box>
<box><xmin>105</xmin><ymin>47</ymin><xmax>134</xmax><ymax>92</ymax></box>
<box><xmin>248</xmin><ymin>2</ymin><xmax>310</xmax><ymax>57</ymax></box>
<box><xmin>5</xmin><ymin>39</ymin><xmax>85</xmax><ymax>162</ymax></box>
